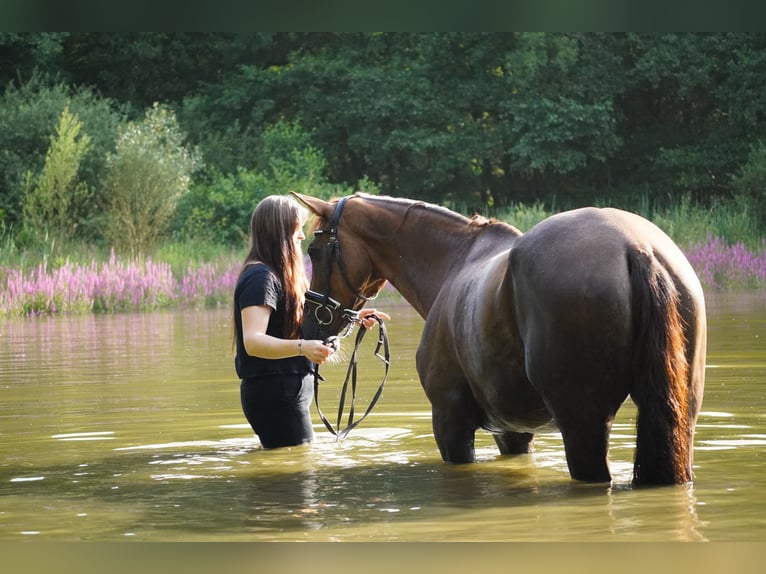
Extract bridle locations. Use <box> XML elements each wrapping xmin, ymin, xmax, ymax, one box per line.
<box><xmin>303</xmin><ymin>195</ymin><xmax>390</xmax><ymax>440</ymax></box>
<box><xmin>304</xmin><ymin>195</ymin><xmax>377</xmax><ymax>338</ymax></box>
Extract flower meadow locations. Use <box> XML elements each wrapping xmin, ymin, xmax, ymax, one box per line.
<box><xmin>1</xmin><ymin>236</ymin><xmax>764</xmax><ymax>317</ymax></box>
<box><xmin>684</xmin><ymin>236</ymin><xmax>766</xmax><ymax>291</ymax></box>
<box><xmin>0</xmin><ymin>250</ymin><xmax>242</xmax><ymax>316</ymax></box>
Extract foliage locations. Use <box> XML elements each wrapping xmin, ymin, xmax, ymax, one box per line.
<box><xmin>0</xmin><ymin>32</ymin><xmax>67</xmax><ymax>86</ymax></box>
<box><xmin>647</xmin><ymin>194</ymin><xmax>761</xmax><ymax>251</ymax></box>
<box><xmin>1</xmin><ymin>33</ymin><xmax>766</xmax><ymax>249</ymax></box>
<box><xmin>21</xmin><ymin>105</ymin><xmax>91</xmax><ymax>246</ymax></box>
<box><xmin>508</xmin><ymin>98</ymin><xmax>620</xmax><ymax>174</ymax></box>
<box><xmin>0</xmin><ymin>76</ymin><xmax>125</xmax><ymax>233</ymax></box>
<box><xmin>255</xmin><ymin>120</ymin><xmax>328</xmax><ymax>191</ymax></box>
<box><xmin>614</xmin><ymin>33</ymin><xmax>766</xmax><ymax>202</ymax></box>
<box><xmin>172</xmin><ymin>120</ymin><xmax>379</xmax><ymax>246</ymax></box>
<box><xmin>493</xmin><ymin>201</ymin><xmax>551</xmax><ymax>232</ymax></box>
<box><xmin>153</xmin><ymin>239</ymin><xmax>240</xmax><ymax>279</ymax></box>
<box><xmin>102</xmin><ymin>103</ymin><xmax>202</xmax><ymax>255</ymax></box>
<box><xmin>731</xmin><ymin>141</ymin><xmax>766</xmax><ymax>228</ymax></box>
<box><xmin>174</xmin><ymin>168</ymin><xmax>271</xmax><ymax>246</ymax></box>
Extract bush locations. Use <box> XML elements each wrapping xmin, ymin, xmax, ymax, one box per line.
<box><xmin>21</xmin><ymin>105</ymin><xmax>91</xmax><ymax>246</ymax></box>
<box><xmin>0</xmin><ymin>76</ymin><xmax>124</xmax><ymax>234</ymax></box>
<box><xmin>172</xmin><ymin>120</ymin><xmax>381</xmax><ymax>246</ymax></box>
<box><xmin>732</xmin><ymin>140</ymin><xmax>766</xmax><ymax>228</ymax></box>
<box><xmin>174</xmin><ymin>168</ymin><xmax>272</xmax><ymax>246</ymax></box>
<box><xmin>102</xmin><ymin>103</ymin><xmax>201</xmax><ymax>256</ymax></box>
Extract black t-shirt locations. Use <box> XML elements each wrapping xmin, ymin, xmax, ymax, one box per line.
<box><xmin>233</xmin><ymin>263</ymin><xmax>311</xmax><ymax>379</ymax></box>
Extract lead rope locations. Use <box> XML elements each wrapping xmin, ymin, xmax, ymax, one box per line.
<box><xmin>312</xmin><ymin>315</ymin><xmax>390</xmax><ymax>440</ymax></box>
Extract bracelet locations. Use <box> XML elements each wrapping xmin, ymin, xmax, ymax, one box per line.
<box><xmin>298</xmin><ymin>339</ymin><xmax>303</xmax><ymax>356</ymax></box>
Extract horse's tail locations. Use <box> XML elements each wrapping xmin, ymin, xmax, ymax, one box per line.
<box><xmin>628</xmin><ymin>249</ymin><xmax>692</xmax><ymax>485</ymax></box>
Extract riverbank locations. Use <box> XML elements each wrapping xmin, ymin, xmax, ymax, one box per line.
<box><xmin>0</xmin><ymin>250</ymin><xmax>240</xmax><ymax>316</ymax></box>
<box><xmin>1</xmin><ymin>235</ymin><xmax>764</xmax><ymax>317</ymax></box>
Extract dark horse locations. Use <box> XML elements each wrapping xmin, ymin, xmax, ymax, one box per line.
<box><xmin>293</xmin><ymin>192</ymin><xmax>707</xmax><ymax>485</ymax></box>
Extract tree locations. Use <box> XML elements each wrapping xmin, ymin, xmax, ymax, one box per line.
<box><xmin>732</xmin><ymin>141</ymin><xmax>766</xmax><ymax>227</ymax></box>
<box><xmin>21</xmin><ymin>104</ymin><xmax>91</xmax><ymax>244</ymax></box>
<box><xmin>0</xmin><ymin>32</ymin><xmax>67</xmax><ymax>88</ymax></box>
<box><xmin>0</xmin><ymin>77</ymin><xmax>124</xmax><ymax>232</ymax></box>
<box><xmin>102</xmin><ymin>102</ymin><xmax>201</xmax><ymax>255</ymax></box>
<box><xmin>5</xmin><ymin>33</ymin><xmax>766</xmax><ymax>219</ymax></box>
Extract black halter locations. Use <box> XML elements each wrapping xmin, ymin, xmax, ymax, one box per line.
<box><xmin>304</xmin><ymin>195</ymin><xmax>390</xmax><ymax>440</ymax></box>
<box><xmin>304</xmin><ymin>195</ymin><xmax>377</xmax><ymax>336</ymax></box>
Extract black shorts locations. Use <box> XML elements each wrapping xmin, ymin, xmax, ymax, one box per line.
<box><xmin>240</xmin><ymin>372</ymin><xmax>314</xmax><ymax>449</ymax></box>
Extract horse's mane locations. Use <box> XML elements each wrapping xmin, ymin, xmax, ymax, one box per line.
<box><xmin>469</xmin><ymin>214</ymin><xmax>496</xmax><ymax>227</ymax></box>
<box><xmin>307</xmin><ymin>192</ymin><xmax>516</xmax><ymax>234</ymax></box>
<box><xmin>359</xmin><ymin>194</ymin><xmax>471</xmax><ymax>229</ymax></box>
<box><xmin>360</xmin><ymin>193</ymin><xmax>509</xmax><ymax>232</ymax></box>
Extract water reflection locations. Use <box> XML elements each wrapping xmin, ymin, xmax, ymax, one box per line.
<box><xmin>46</xmin><ymin>421</ymin><xmax>705</xmax><ymax>542</ymax></box>
<box><xmin>1</xmin><ymin>292</ymin><xmax>765</xmax><ymax>540</ymax></box>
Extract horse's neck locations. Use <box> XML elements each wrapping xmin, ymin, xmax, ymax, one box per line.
<box><xmin>379</xmin><ymin>229</ymin><xmax>462</xmax><ymax>318</ymax></box>
<box><xmin>364</xmin><ymin>203</ymin><xmax>517</xmax><ymax>318</ymax></box>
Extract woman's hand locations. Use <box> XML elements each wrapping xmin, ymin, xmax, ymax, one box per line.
<box><xmin>358</xmin><ymin>308</ymin><xmax>391</xmax><ymax>330</ymax></box>
<box><xmin>300</xmin><ymin>339</ymin><xmax>336</xmax><ymax>364</ymax></box>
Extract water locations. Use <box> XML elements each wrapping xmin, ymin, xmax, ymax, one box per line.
<box><xmin>0</xmin><ymin>291</ymin><xmax>764</xmax><ymax>541</ymax></box>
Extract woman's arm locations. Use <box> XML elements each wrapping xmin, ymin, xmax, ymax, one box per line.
<box><xmin>241</xmin><ymin>305</ymin><xmax>334</xmax><ymax>364</ymax></box>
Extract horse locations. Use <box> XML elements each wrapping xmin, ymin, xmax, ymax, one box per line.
<box><xmin>292</xmin><ymin>192</ymin><xmax>707</xmax><ymax>485</ymax></box>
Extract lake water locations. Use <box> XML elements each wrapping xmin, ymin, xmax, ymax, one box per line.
<box><xmin>0</xmin><ymin>291</ymin><xmax>764</xmax><ymax>541</ymax></box>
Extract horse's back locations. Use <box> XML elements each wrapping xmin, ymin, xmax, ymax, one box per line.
<box><xmin>510</xmin><ymin>207</ymin><xmax>703</xmax><ymax>309</ymax></box>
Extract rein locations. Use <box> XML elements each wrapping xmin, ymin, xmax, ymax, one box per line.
<box><xmin>312</xmin><ymin>315</ymin><xmax>390</xmax><ymax>440</ymax></box>
<box><xmin>305</xmin><ymin>195</ymin><xmax>390</xmax><ymax>440</ymax></box>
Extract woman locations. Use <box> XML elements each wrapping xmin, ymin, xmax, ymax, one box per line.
<box><xmin>233</xmin><ymin>194</ymin><xmax>387</xmax><ymax>449</ymax></box>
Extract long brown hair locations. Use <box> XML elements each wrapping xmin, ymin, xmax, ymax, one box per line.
<box><xmin>235</xmin><ymin>195</ymin><xmax>309</xmax><ymax>339</ymax></box>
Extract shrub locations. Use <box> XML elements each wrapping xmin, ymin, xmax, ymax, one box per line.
<box><xmin>102</xmin><ymin>103</ymin><xmax>201</xmax><ymax>256</ymax></box>
<box><xmin>172</xmin><ymin>120</ymin><xmax>381</xmax><ymax>246</ymax></box>
<box><xmin>732</xmin><ymin>140</ymin><xmax>766</xmax><ymax>228</ymax></box>
<box><xmin>21</xmin><ymin>105</ymin><xmax>91</xmax><ymax>246</ymax></box>
<box><xmin>494</xmin><ymin>201</ymin><xmax>550</xmax><ymax>232</ymax></box>
<box><xmin>174</xmin><ymin>168</ymin><xmax>271</xmax><ymax>246</ymax></box>
<box><xmin>0</xmin><ymin>76</ymin><xmax>124</xmax><ymax>234</ymax></box>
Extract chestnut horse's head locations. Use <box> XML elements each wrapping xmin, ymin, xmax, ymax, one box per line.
<box><xmin>291</xmin><ymin>192</ymin><xmax>387</xmax><ymax>341</ymax></box>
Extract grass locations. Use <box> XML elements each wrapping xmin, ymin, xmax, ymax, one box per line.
<box><xmin>1</xmin><ymin>196</ymin><xmax>764</xmax><ymax>316</ymax></box>
<box><xmin>496</xmin><ymin>193</ymin><xmax>763</xmax><ymax>251</ymax></box>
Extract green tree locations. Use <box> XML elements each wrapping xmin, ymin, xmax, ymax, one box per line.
<box><xmin>0</xmin><ymin>77</ymin><xmax>124</xmax><ymax>232</ymax></box>
<box><xmin>22</xmin><ymin>104</ymin><xmax>91</xmax><ymax>244</ymax></box>
<box><xmin>172</xmin><ymin>119</ymin><xmax>378</xmax><ymax>246</ymax></box>
<box><xmin>0</xmin><ymin>32</ymin><xmax>67</xmax><ymax>88</ymax></box>
<box><xmin>5</xmin><ymin>32</ymin><xmax>766</xmax><ymax>222</ymax></box>
<box><xmin>615</xmin><ymin>33</ymin><xmax>766</xmax><ymax>204</ymax></box>
<box><xmin>732</xmin><ymin>141</ymin><xmax>766</xmax><ymax>227</ymax></box>
<box><xmin>102</xmin><ymin>103</ymin><xmax>201</xmax><ymax>255</ymax></box>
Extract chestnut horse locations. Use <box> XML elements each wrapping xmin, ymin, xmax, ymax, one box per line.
<box><xmin>293</xmin><ymin>192</ymin><xmax>707</xmax><ymax>485</ymax></box>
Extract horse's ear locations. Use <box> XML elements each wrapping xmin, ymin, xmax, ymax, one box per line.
<box><xmin>290</xmin><ymin>191</ymin><xmax>333</xmax><ymax>218</ymax></box>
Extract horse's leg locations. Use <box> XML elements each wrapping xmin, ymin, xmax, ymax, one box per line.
<box><xmin>431</xmin><ymin>403</ymin><xmax>478</xmax><ymax>463</ymax></box>
<box><xmin>417</xmin><ymin>317</ymin><xmax>485</xmax><ymax>464</ymax></box>
<box><xmin>493</xmin><ymin>431</ymin><xmax>534</xmax><ymax>455</ymax></box>
<box><xmin>557</xmin><ymin>415</ymin><xmax>613</xmax><ymax>483</ymax></box>
<box><xmin>533</xmin><ymin>370</ymin><xmax>619</xmax><ymax>482</ymax></box>
<box><xmin>423</xmin><ymin>370</ymin><xmax>483</xmax><ymax>463</ymax></box>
